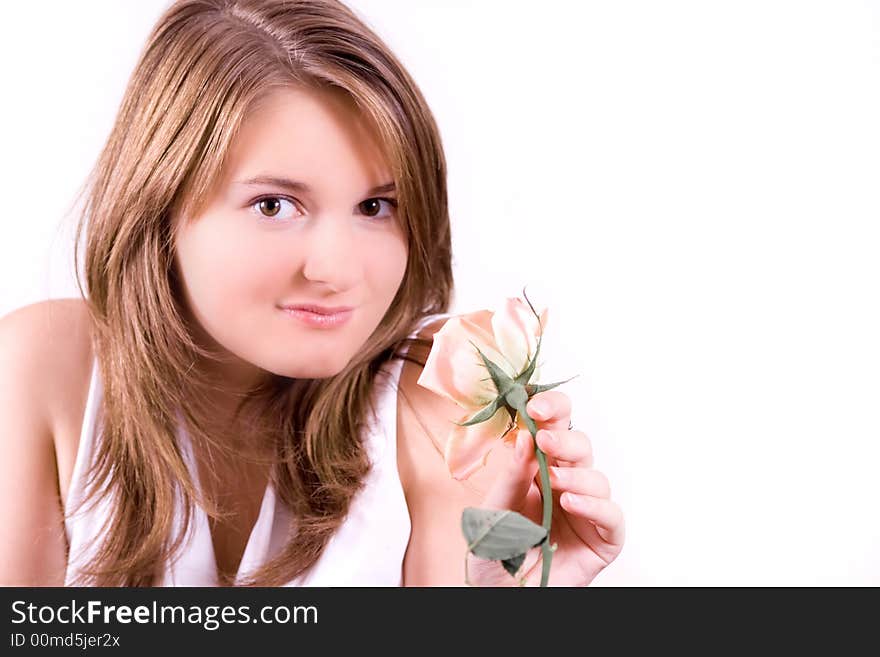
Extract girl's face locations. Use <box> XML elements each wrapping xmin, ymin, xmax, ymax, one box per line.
<box><xmin>173</xmin><ymin>86</ymin><xmax>408</xmax><ymax>386</ymax></box>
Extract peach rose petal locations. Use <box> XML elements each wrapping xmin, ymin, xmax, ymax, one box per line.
<box><xmin>418</xmin><ymin>315</ymin><xmax>511</xmax><ymax>408</ymax></box>
<box><xmin>492</xmin><ymin>298</ymin><xmax>549</xmax><ymax>379</ymax></box>
<box><xmin>418</xmin><ymin>339</ymin><xmax>483</xmax><ymax>409</ymax></box>
<box><xmin>444</xmin><ymin>406</ymin><xmax>515</xmax><ymax>480</ymax></box>
<box><xmin>456</xmin><ymin>308</ymin><xmax>494</xmax><ymax>336</ymax></box>
<box><xmin>418</xmin><ymin>319</ymin><xmax>488</xmax><ymax>407</ymax></box>
<box><xmin>457</xmin><ymin>309</ymin><xmax>521</xmax><ymax>378</ymax></box>
<box><xmin>528</xmin><ymin>307</ymin><xmax>550</xmax><ymax>383</ymax></box>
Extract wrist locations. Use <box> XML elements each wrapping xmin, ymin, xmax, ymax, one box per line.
<box><xmin>464</xmin><ymin>553</ymin><xmax>525</xmax><ymax>587</ymax></box>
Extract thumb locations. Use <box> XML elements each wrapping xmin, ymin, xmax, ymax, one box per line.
<box><xmin>481</xmin><ymin>430</ymin><xmax>540</xmax><ymax>512</ymax></box>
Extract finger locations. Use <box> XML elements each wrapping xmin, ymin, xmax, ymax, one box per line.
<box><xmin>547</xmin><ymin>466</ymin><xmax>610</xmax><ymax>498</ymax></box>
<box><xmin>481</xmin><ymin>430</ymin><xmax>540</xmax><ymax>512</ymax></box>
<box><xmin>560</xmin><ymin>493</ymin><xmax>625</xmax><ymax>547</ymax></box>
<box><xmin>526</xmin><ymin>391</ymin><xmax>571</xmax><ymax>432</ymax></box>
<box><xmin>535</xmin><ymin>429</ymin><xmax>593</xmax><ymax>468</ymax></box>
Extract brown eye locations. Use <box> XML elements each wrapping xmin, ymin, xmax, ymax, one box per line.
<box><xmin>358</xmin><ymin>197</ymin><xmax>397</xmax><ymax>220</ymax></box>
<box><xmin>360</xmin><ymin>199</ymin><xmax>381</xmax><ymax>217</ymax></box>
<box><xmin>252</xmin><ymin>196</ymin><xmax>297</xmax><ymax>221</ymax></box>
<box><xmin>259</xmin><ymin>198</ymin><xmax>282</xmax><ymax>217</ymax></box>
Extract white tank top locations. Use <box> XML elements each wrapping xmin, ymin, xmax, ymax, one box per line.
<box><xmin>63</xmin><ymin>313</ymin><xmax>453</xmax><ymax>586</ymax></box>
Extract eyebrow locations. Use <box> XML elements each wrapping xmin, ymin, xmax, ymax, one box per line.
<box><xmin>235</xmin><ymin>175</ymin><xmax>396</xmax><ymax>196</ymax></box>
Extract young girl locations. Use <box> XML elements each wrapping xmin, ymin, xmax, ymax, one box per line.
<box><xmin>0</xmin><ymin>0</ymin><xmax>624</xmax><ymax>586</ymax></box>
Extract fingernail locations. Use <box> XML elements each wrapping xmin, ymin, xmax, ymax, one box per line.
<box><xmin>530</xmin><ymin>400</ymin><xmax>550</xmax><ymax>419</ymax></box>
<box><xmin>540</xmin><ymin>429</ymin><xmax>556</xmax><ymax>445</ymax></box>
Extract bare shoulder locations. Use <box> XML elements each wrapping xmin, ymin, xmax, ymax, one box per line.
<box><xmin>0</xmin><ymin>298</ymin><xmax>94</xmax><ymax>584</ymax></box>
<box><xmin>1</xmin><ymin>298</ymin><xmax>94</xmax><ymax>429</ymax></box>
<box><xmin>0</xmin><ymin>298</ymin><xmax>95</xmax><ymax>503</ymax></box>
<box><xmin>1</xmin><ymin>297</ymin><xmax>94</xmax><ymax>356</ymax></box>
<box><xmin>396</xmin><ymin>315</ymin><xmax>518</xmax><ymax>585</ymax></box>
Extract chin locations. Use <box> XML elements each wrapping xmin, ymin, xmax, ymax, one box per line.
<box><xmin>264</xmin><ymin>356</ymin><xmax>349</xmax><ymax>380</ymax></box>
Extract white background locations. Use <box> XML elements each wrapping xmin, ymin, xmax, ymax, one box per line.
<box><xmin>1</xmin><ymin>1</ymin><xmax>878</xmax><ymax>585</ymax></box>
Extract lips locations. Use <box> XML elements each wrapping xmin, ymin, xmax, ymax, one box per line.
<box><xmin>279</xmin><ymin>304</ymin><xmax>354</xmax><ymax>329</ymax></box>
<box><xmin>280</xmin><ymin>304</ymin><xmax>354</xmax><ymax>315</ymax></box>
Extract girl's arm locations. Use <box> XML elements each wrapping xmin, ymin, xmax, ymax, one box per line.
<box><xmin>397</xmin><ymin>336</ymin><xmax>518</xmax><ymax>586</ymax></box>
<box><xmin>0</xmin><ymin>303</ymin><xmax>72</xmax><ymax>585</ymax></box>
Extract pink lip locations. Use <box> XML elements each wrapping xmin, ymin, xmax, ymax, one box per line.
<box><xmin>279</xmin><ymin>305</ymin><xmax>354</xmax><ymax>328</ymax></box>
<box><xmin>280</xmin><ymin>303</ymin><xmax>354</xmax><ymax>315</ymax></box>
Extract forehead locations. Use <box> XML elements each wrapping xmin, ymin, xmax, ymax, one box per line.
<box><xmin>222</xmin><ymin>86</ymin><xmax>392</xmax><ymax>189</ymax></box>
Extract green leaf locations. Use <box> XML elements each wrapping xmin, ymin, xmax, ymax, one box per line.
<box><xmin>501</xmin><ymin>552</ymin><xmax>527</xmax><ymax>578</ymax></box>
<box><xmin>521</xmin><ymin>285</ymin><xmax>541</xmax><ymax>325</ymax></box>
<box><xmin>461</xmin><ymin>508</ymin><xmax>547</xmax><ymax>561</ymax></box>
<box><xmin>453</xmin><ymin>397</ymin><xmax>503</xmax><ymax>427</ymax></box>
<box><xmin>514</xmin><ymin>286</ymin><xmax>545</xmax><ymax>386</ymax></box>
<box><xmin>524</xmin><ymin>375</ymin><xmax>580</xmax><ymax>396</ymax></box>
<box><xmin>514</xmin><ymin>335</ymin><xmax>542</xmax><ymax>386</ymax></box>
<box><xmin>468</xmin><ymin>340</ymin><xmax>516</xmax><ymax>396</ymax></box>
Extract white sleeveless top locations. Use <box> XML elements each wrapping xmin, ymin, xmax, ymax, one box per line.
<box><xmin>63</xmin><ymin>313</ymin><xmax>453</xmax><ymax>586</ymax></box>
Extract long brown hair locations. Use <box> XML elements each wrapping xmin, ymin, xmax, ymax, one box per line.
<box><xmin>69</xmin><ymin>0</ymin><xmax>453</xmax><ymax>586</ymax></box>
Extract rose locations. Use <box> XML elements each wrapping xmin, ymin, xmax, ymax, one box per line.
<box><xmin>417</xmin><ymin>289</ymin><xmax>576</xmax><ymax>585</ymax></box>
<box><xmin>416</xmin><ymin>296</ymin><xmax>549</xmax><ymax>480</ymax></box>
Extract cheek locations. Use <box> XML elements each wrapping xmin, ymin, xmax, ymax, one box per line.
<box><xmin>176</xmin><ymin>222</ymin><xmax>276</xmax><ymax>328</ymax></box>
<box><xmin>371</xmin><ymin>232</ymin><xmax>408</xmax><ymax>294</ymax></box>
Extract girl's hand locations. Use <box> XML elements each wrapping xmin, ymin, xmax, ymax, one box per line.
<box><xmin>466</xmin><ymin>391</ymin><xmax>625</xmax><ymax>586</ymax></box>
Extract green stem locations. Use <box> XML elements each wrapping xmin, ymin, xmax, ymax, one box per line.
<box><xmin>519</xmin><ymin>405</ymin><xmax>553</xmax><ymax>587</ymax></box>
<box><xmin>533</xmin><ymin>436</ymin><xmax>553</xmax><ymax>587</ymax></box>
<box><xmin>511</xmin><ymin>403</ymin><xmax>554</xmax><ymax>586</ymax></box>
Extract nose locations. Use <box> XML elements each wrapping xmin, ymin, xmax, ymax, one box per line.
<box><xmin>300</xmin><ymin>213</ymin><xmax>361</xmax><ymax>291</ymax></box>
